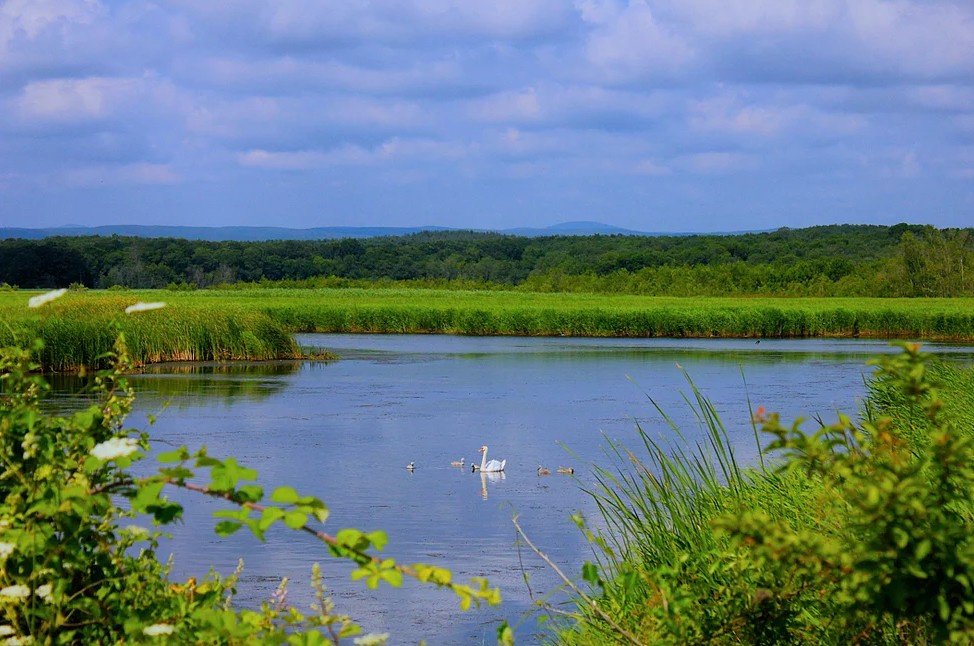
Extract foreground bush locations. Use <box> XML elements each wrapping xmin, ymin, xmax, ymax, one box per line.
<box><xmin>560</xmin><ymin>344</ymin><xmax>974</xmax><ymax>644</ymax></box>
<box><xmin>0</xmin><ymin>313</ymin><xmax>500</xmax><ymax>642</ymax></box>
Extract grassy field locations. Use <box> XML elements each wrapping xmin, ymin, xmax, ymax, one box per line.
<box><xmin>236</xmin><ymin>288</ymin><xmax>974</xmax><ymax>339</ymax></box>
<box><xmin>3</xmin><ymin>287</ymin><xmax>974</xmax><ymax>369</ymax></box>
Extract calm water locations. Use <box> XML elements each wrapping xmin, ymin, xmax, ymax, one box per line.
<box><xmin>50</xmin><ymin>336</ymin><xmax>974</xmax><ymax>644</ymax></box>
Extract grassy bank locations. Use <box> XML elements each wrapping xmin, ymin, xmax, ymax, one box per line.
<box><xmin>171</xmin><ymin>288</ymin><xmax>973</xmax><ymax>339</ymax></box>
<box><xmin>4</xmin><ymin>288</ymin><xmax>974</xmax><ymax>369</ymax></box>
<box><xmin>0</xmin><ymin>291</ymin><xmax>300</xmax><ymax>371</ymax></box>
<box><xmin>558</xmin><ymin>347</ymin><xmax>974</xmax><ymax>644</ymax></box>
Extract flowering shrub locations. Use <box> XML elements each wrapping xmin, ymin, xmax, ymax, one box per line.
<box><xmin>0</xmin><ymin>291</ymin><xmax>500</xmax><ymax>643</ymax></box>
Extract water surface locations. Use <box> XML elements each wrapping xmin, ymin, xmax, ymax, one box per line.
<box><xmin>54</xmin><ymin>335</ymin><xmax>974</xmax><ymax>644</ymax></box>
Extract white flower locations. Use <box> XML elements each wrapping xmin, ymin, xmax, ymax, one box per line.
<box><xmin>27</xmin><ymin>288</ymin><xmax>67</xmax><ymax>308</ymax></box>
<box><xmin>34</xmin><ymin>584</ymin><xmax>51</xmax><ymax>601</ymax></box>
<box><xmin>142</xmin><ymin>623</ymin><xmax>175</xmax><ymax>636</ymax></box>
<box><xmin>0</xmin><ymin>543</ymin><xmax>14</xmax><ymax>561</ymax></box>
<box><xmin>353</xmin><ymin>634</ymin><xmax>390</xmax><ymax>646</ymax></box>
<box><xmin>124</xmin><ymin>525</ymin><xmax>150</xmax><ymax>538</ymax></box>
<box><xmin>90</xmin><ymin>437</ymin><xmax>139</xmax><ymax>461</ymax></box>
<box><xmin>125</xmin><ymin>302</ymin><xmax>166</xmax><ymax>314</ymax></box>
<box><xmin>0</xmin><ymin>585</ymin><xmax>30</xmax><ymax>601</ymax></box>
<box><xmin>0</xmin><ymin>626</ymin><xmax>14</xmax><ymax>636</ymax></box>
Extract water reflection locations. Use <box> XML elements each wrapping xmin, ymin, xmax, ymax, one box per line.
<box><xmin>46</xmin><ymin>362</ymin><xmax>301</xmax><ymax>412</ymax></box>
<box><xmin>479</xmin><ymin>470</ymin><xmax>505</xmax><ymax>499</ymax></box>
<box><xmin>43</xmin><ymin>334</ymin><xmax>974</xmax><ymax>644</ymax></box>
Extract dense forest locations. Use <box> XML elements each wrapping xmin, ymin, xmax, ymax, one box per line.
<box><xmin>2</xmin><ymin>223</ymin><xmax>973</xmax><ymax>297</ymax></box>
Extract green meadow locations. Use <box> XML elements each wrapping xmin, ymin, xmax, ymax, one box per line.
<box><xmin>3</xmin><ymin>287</ymin><xmax>974</xmax><ymax>370</ymax></box>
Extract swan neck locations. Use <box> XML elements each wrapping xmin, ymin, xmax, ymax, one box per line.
<box><xmin>480</xmin><ymin>448</ymin><xmax>488</xmax><ymax>471</ymax></box>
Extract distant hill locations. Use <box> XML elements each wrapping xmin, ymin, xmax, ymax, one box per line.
<box><xmin>0</xmin><ymin>221</ymin><xmax>683</xmax><ymax>241</ymax></box>
<box><xmin>0</xmin><ymin>224</ymin><xmax>450</xmax><ymax>242</ymax></box>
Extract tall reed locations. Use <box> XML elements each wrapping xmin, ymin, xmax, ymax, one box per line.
<box><xmin>1</xmin><ymin>294</ymin><xmax>299</xmax><ymax>371</ymax></box>
<box><xmin>561</xmin><ymin>371</ymin><xmax>820</xmax><ymax>645</ymax></box>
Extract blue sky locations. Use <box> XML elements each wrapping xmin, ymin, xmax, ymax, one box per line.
<box><xmin>1</xmin><ymin>0</ymin><xmax>973</xmax><ymax>233</ymax></box>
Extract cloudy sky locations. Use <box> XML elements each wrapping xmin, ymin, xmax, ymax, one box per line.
<box><xmin>1</xmin><ymin>0</ymin><xmax>973</xmax><ymax>233</ymax></box>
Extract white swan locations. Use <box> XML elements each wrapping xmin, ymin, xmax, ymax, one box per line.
<box><xmin>476</xmin><ymin>445</ymin><xmax>505</xmax><ymax>473</ymax></box>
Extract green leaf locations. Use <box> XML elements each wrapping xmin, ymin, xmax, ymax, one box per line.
<box><xmin>915</xmin><ymin>539</ymin><xmax>932</xmax><ymax>561</ymax></box>
<box><xmin>214</xmin><ymin>508</ymin><xmax>250</xmax><ymax>521</ymax></box>
<box><xmin>131</xmin><ymin>481</ymin><xmax>165</xmax><ymax>513</ymax></box>
<box><xmin>581</xmin><ymin>561</ymin><xmax>601</xmax><ymax>586</ymax></box>
<box><xmin>497</xmin><ymin>621</ymin><xmax>515</xmax><ymax>646</ymax></box>
<box><xmin>366</xmin><ymin>531</ymin><xmax>388</xmax><ymax>552</ymax></box>
<box><xmin>336</xmin><ymin>529</ymin><xmax>366</xmax><ymax>550</ymax></box>
<box><xmin>310</xmin><ymin>506</ymin><xmax>330</xmax><ymax>524</ymax></box>
<box><xmin>271</xmin><ymin>486</ymin><xmax>300</xmax><ymax>504</ymax></box>
<box><xmin>259</xmin><ymin>507</ymin><xmax>286</xmax><ymax>531</ymax></box>
<box><xmin>158</xmin><ymin>466</ymin><xmax>194</xmax><ymax>481</ymax></box>
<box><xmin>380</xmin><ymin>568</ymin><xmax>403</xmax><ymax>588</ymax></box>
<box><xmin>157</xmin><ymin>447</ymin><xmax>190</xmax><ymax>463</ymax></box>
<box><xmin>215</xmin><ymin>520</ymin><xmax>243</xmax><ymax>536</ymax></box>
<box><xmin>236</xmin><ymin>485</ymin><xmax>263</xmax><ymax>503</ymax></box>
<box><xmin>284</xmin><ymin>511</ymin><xmax>308</xmax><ymax>529</ymax></box>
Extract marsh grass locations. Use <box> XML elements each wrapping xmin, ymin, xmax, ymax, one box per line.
<box><xmin>560</xmin><ymin>347</ymin><xmax>974</xmax><ymax>645</ymax></box>
<box><xmin>4</xmin><ymin>288</ymin><xmax>974</xmax><ymax>369</ymax></box>
<box><xmin>562</xmin><ymin>370</ymin><xmax>817</xmax><ymax>644</ymax></box>
<box><xmin>0</xmin><ymin>292</ymin><xmax>299</xmax><ymax>371</ymax></box>
<box><xmin>200</xmin><ymin>288</ymin><xmax>974</xmax><ymax>340</ymax></box>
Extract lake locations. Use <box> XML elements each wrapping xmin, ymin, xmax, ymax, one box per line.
<box><xmin>49</xmin><ymin>335</ymin><xmax>974</xmax><ymax>644</ymax></box>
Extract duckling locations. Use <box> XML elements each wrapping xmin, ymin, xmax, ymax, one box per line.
<box><xmin>450</xmin><ymin>457</ymin><xmax>465</xmax><ymax>467</ymax></box>
<box><xmin>406</xmin><ymin>462</ymin><xmax>415</xmax><ymax>471</ymax></box>
<box><xmin>537</xmin><ymin>466</ymin><xmax>551</xmax><ymax>476</ymax></box>
<box><xmin>556</xmin><ymin>466</ymin><xmax>574</xmax><ymax>475</ymax></box>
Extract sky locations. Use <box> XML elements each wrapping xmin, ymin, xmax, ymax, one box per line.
<box><xmin>1</xmin><ymin>0</ymin><xmax>973</xmax><ymax>233</ymax></box>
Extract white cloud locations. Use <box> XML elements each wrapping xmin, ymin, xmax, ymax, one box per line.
<box><xmin>466</xmin><ymin>82</ymin><xmax>671</xmax><ymax>128</ymax></box>
<box><xmin>468</xmin><ymin>88</ymin><xmax>544</xmax><ymax>123</ymax></box>
<box><xmin>687</xmin><ymin>91</ymin><xmax>867</xmax><ymax>140</ymax></box>
<box><xmin>675</xmin><ymin>151</ymin><xmax>757</xmax><ymax>174</ymax></box>
<box><xmin>907</xmin><ymin>86</ymin><xmax>974</xmax><ymax>113</ymax></box>
<box><xmin>845</xmin><ymin>1</ymin><xmax>974</xmax><ymax>78</ymax></box>
<box><xmin>577</xmin><ymin>0</ymin><xmax>695</xmax><ymax>82</ymax></box>
<box><xmin>689</xmin><ymin>94</ymin><xmax>789</xmax><ymax>137</ymax></box>
<box><xmin>15</xmin><ymin>77</ymin><xmax>123</xmax><ymax>121</ymax></box>
<box><xmin>658</xmin><ymin>0</ymin><xmax>974</xmax><ymax>82</ymax></box>
<box><xmin>178</xmin><ymin>0</ymin><xmax>573</xmax><ymax>49</ymax></box>
<box><xmin>0</xmin><ymin>0</ymin><xmax>101</xmax><ymax>42</ymax></box>
<box><xmin>631</xmin><ymin>158</ymin><xmax>670</xmax><ymax>176</ymax></box>
<box><xmin>10</xmin><ymin>74</ymin><xmax>182</xmax><ymax>127</ymax></box>
<box><xmin>63</xmin><ymin>162</ymin><xmax>180</xmax><ymax>186</ymax></box>
<box><xmin>1</xmin><ymin>0</ymin><xmax>971</xmax><ymax>229</ymax></box>
<box><xmin>195</xmin><ymin>56</ymin><xmax>465</xmax><ymax>96</ymax></box>
<box><xmin>238</xmin><ymin>149</ymin><xmax>328</xmax><ymax>170</ymax></box>
<box><xmin>660</xmin><ymin>0</ymin><xmax>840</xmax><ymax>36</ymax></box>
<box><xmin>239</xmin><ymin>137</ymin><xmax>475</xmax><ymax>170</ymax></box>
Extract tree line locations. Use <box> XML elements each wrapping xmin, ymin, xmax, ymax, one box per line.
<box><xmin>2</xmin><ymin>223</ymin><xmax>973</xmax><ymax>297</ymax></box>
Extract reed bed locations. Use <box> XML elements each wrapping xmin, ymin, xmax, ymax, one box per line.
<box><xmin>564</xmin><ymin>371</ymin><xmax>820</xmax><ymax>645</ymax></box>
<box><xmin>181</xmin><ymin>288</ymin><xmax>974</xmax><ymax>341</ymax></box>
<box><xmin>0</xmin><ymin>292</ymin><xmax>299</xmax><ymax>371</ymax></box>
<box><xmin>561</xmin><ymin>349</ymin><xmax>974</xmax><ymax>645</ymax></box>
<box><xmin>4</xmin><ymin>288</ymin><xmax>974</xmax><ymax>369</ymax></box>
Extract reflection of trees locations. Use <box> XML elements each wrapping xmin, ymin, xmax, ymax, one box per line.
<box><xmin>47</xmin><ymin>362</ymin><xmax>302</xmax><ymax>409</ymax></box>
